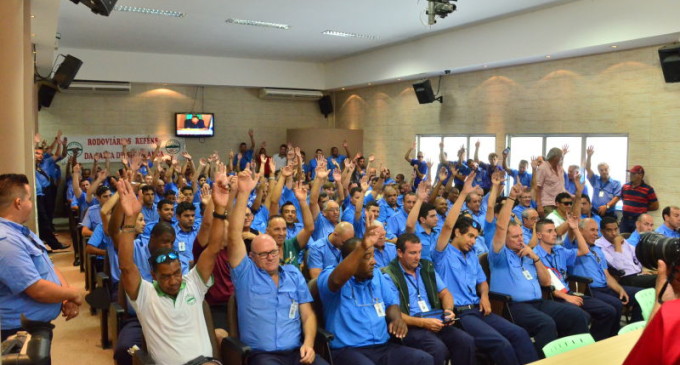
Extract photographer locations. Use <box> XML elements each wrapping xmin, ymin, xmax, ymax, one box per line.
<box><xmin>623</xmin><ymin>259</ymin><xmax>680</xmax><ymax>365</ymax></box>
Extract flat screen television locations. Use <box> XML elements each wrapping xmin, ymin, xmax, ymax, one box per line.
<box><xmin>175</xmin><ymin>113</ymin><xmax>214</xmax><ymax>137</ymax></box>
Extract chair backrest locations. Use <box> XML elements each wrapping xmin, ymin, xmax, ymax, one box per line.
<box><xmin>227</xmin><ymin>295</ymin><xmax>239</xmax><ymax>339</ymax></box>
<box><xmin>635</xmin><ymin>288</ymin><xmax>656</xmax><ymax>321</ymax></box>
<box><xmin>542</xmin><ymin>333</ymin><xmax>595</xmax><ymax>358</ymax></box>
<box><xmin>201</xmin><ymin>300</ymin><xmax>221</xmax><ymax>361</ymax></box>
<box><xmin>618</xmin><ymin>321</ymin><xmax>646</xmax><ymax>335</ymax></box>
<box><xmin>479</xmin><ymin>253</ymin><xmax>490</xmax><ymax>280</ymax></box>
<box><xmin>307</xmin><ymin>278</ymin><xmax>325</xmax><ymax>325</ymax></box>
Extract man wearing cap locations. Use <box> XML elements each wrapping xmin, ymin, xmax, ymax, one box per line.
<box><xmin>619</xmin><ymin>165</ymin><xmax>658</xmax><ymax>234</ymax></box>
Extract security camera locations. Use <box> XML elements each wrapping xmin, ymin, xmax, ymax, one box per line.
<box><xmin>427</xmin><ymin>0</ymin><xmax>457</xmax><ymax>25</ymax></box>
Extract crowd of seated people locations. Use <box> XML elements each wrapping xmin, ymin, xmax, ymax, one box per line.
<box><xmin>7</xmin><ymin>129</ymin><xmax>675</xmax><ymax>365</ymax></box>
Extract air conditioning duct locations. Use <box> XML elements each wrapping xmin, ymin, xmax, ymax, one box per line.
<box><xmin>63</xmin><ymin>80</ymin><xmax>131</xmax><ymax>94</ymax></box>
<box><xmin>258</xmin><ymin>88</ymin><xmax>323</xmax><ymax>101</ymax></box>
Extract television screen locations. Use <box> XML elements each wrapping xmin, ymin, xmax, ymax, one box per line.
<box><xmin>175</xmin><ymin>113</ymin><xmax>214</xmax><ymax>137</ymax></box>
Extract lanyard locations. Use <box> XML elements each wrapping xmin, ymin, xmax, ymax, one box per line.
<box><xmin>545</xmin><ymin>253</ymin><xmax>564</xmax><ymax>279</ymax></box>
<box><xmin>351</xmin><ymin>281</ymin><xmax>379</xmax><ymax>306</ymax></box>
<box><xmin>0</xmin><ymin>220</ymin><xmax>46</xmax><ymax>252</ymax></box>
<box><xmin>405</xmin><ymin>273</ymin><xmax>422</xmax><ymax>298</ymax></box>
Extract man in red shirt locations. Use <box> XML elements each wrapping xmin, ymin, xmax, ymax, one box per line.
<box><xmin>620</xmin><ymin>165</ymin><xmax>658</xmax><ymax>234</ymax></box>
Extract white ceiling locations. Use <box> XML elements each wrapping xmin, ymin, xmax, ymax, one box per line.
<box><xmin>53</xmin><ymin>0</ymin><xmax>572</xmax><ymax>62</ymax></box>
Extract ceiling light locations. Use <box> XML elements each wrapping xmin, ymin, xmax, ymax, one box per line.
<box><xmin>341</xmin><ymin>88</ymin><xmax>345</xmax><ymax>90</ymax></box>
<box><xmin>545</xmin><ymin>55</ymin><xmax>551</xmax><ymax>59</ymax></box>
<box><xmin>611</xmin><ymin>45</ymin><xmax>618</xmax><ymax>48</ymax></box>
<box><xmin>226</xmin><ymin>18</ymin><xmax>290</xmax><ymax>30</ymax></box>
<box><xmin>322</xmin><ymin>30</ymin><xmax>378</xmax><ymax>40</ymax></box>
<box><xmin>31</xmin><ymin>15</ymin><xmax>35</xmax><ymax>18</ymax></box>
<box><xmin>114</xmin><ymin>6</ymin><xmax>185</xmax><ymax>18</ymax></box>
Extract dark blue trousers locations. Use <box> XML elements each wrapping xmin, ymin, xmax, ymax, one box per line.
<box><xmin>591</xmin><ymin>286</ymin><xmax>643</xmax><ymax>322</ymax></box>
<box><xmin>508</xmin><ymin>300</ymin><xmax>590</xmax><ymax>354</ymax></box>
<box><xmin>402</xmin><ymin>326</ymin><xmax>475</xmax><ymax>365</ymax></box>
<box><xmin>558</xmin><ymin>295</ymin><xmax>619</xmax><ymax>340</ymax></box>
<box><xmin>249</xmin><ymin>349</ymin><xmax>330</xmax><ymax>365</ymax></box>
<box><xmin>113</xmin><ymin>317</ymin><xmax>143</xmax><ymax>365</ymax></box>
<box><xmin>332</xmin><ymin>342</ymin><xmax>434</xmax><ymax>365</ymax></box>
<box><xmin>458</xmin><ymin>310</ymin><xmax>538</xmax><ymax>365</ymax></box>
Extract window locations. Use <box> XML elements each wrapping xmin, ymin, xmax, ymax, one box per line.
<box><xmin>416</xmin><ymin>135</ymin><xmax>496</xmax><ymax>182</ymax></box>
<box><xmin>507</xmin><ymin>134</ymin><xmax>628</xmax><ymax>208</ymax></box>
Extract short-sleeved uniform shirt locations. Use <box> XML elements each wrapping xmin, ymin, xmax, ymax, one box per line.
<box><xmin>488</xmin><ymin>246</ymin><xmax>542</xmax><ymax>302</ymax></box>
<box><xmin>432</xmin><ymin>244</ymin><xmax>486</xmax><ymax>306</ymax></box>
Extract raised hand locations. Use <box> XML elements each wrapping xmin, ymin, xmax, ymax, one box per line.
<box><xmin>530</xmin><ymin>156</ymin><xmax>539</xmax><ymax>169</ymax></box>
<box><xmin>281</xmin><ymin>164</ymin><xmax>294</xmax><ymax>178</ymax></box>
<box><xmin>182</xmin><ymin>151</ymin><xmax>192</xmax><ymax>160</ymax></box>
<box><xmin>461</xmin><ymin>171</ymin><xmax>476</xmax><ymax>195</ymax></box>
<box><xmin>212</xmin><ymin>172</ymin><xmax>231</xmax><ymax>208</ymax></box>
<box><xmin>93</xmin><ymin>153</ymin><xmax>101</xmax><ymax>162</ymax></box>
<box><xmin>426</xmin><ymin>159</ymin><xmax>433</xmax><ymax>169</ymax></box>
<box><xmin>457</xmin><ymin>145</ymin><xmax>466</xmax><ymax>158</ymax></box>
<box><xmin>268</xmin><ymin>158</ymin><xmax>276</xmax><ymax>173</ymax></box>
<box><xmin>96</xmin><ymin>169</ymin><xmax>107</xmax><ymax>181</ymax></box>
<box><xmin>150</xmin><ymin>142</ymin><xmax>157</xmax><ymax>150</ymax></box>
<box><xmin>491</xmin><ymin>169</ymin><xmax>506</xmax><ymax>186</ymax></box>
<box><xmin>368</xmin><ymin>154</ymin><xmax>375</xmax><ymax>163</ymax></box>
<box><xmin>475</xmin><ymin>140</ymin><xmax>480</xmax><ymax>149</ymax></box>
<box><xmin>562</xmin><ymin>144</ymin><xmax>570</xmax><ymax>156</ymax></box>
<box><xmin>130</xmin><ymin>155</ymin><xmax>142</xmax><ymax>172</ymax></box>
<box><xmin>293</xmin><ymin>181</ymin><xmax>308</xmax><ymax>201</ymax></box>
<box><xmin>332</xmin><ymin>168</ymin><xmax>342</xmax><ymax>182</ymax></box>
<box><xmin>199</xmin><ymin>158</ymin><xmax>208</xmax><ymax>167</ymax></box>
<box><xmin>586</xmin><ymin>145</ymin><xmax>594</xmax><ymax>157</ymax></box>
<box><xmin>236</xmin><ymin>153</ymin><xmax>243</xmax><ymax>161</ymax></box>
<box><xmin>360</xmin><ymin>176</ymin><xmax>370</xmax><ymax>192</ymax></box>
<box><xmin>237</xmin><ymin>168</ymin><xmax>259</xmax><ymax>193</ymax></box>
<box><xmin>439</xmin><ymin>140</ymin><xmax>444</xmax><ymax>150</ymax></box>
<box><xmin>260</xmin><ymin>154</ymin><xmax>267</xmax><ymax>164</ymax></box>
<box><xmin>248</xmin><ymin>128</ymin><xmax>254</xmax><ymax>138</ymax></box>
<box><xmin>342</xmin><ymin>139</ymin><xmax>349</xmax><ymax>149</ymax></box>
<box><xmin>228</xmin><ymin>150</ymin><xmax>235</xmax><ymax>160</ymax></box>
<box><xmin>509</xmin><ymin>182</ymin><xmax>523</xmax><ymax>199</ymax></box>
<box><xmin>316</xmin><ymin>161</ymin><xmax>330</xmax><ymax>179</ymax></box>
<box><xmin>200</xmin><ymin>184</ymin><xmax>212</xmax><ymax>206</ymax></box>
<box><xmin>416</xmin><ymin>180</ymin><xmax>430</xmax><ymax>201</ymax></box>
<box><xmin>34</xmin><ymin>133</ymin><xmax>42</xmax><ymax>144</ymax></box>
<box><xmin>72</xmin><ymin>163</ymin><xmax>81</xmax><ymax>174</ymax></box>
<box><xmin>116</xmin><ymin>179</ymin><xmax>141</xmax><ymax>217</ymax></box>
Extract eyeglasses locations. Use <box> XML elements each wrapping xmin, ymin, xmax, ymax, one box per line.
<box><xmin>254</xmin><ymin>249</ymin><xmax>279</xmax><ymax>259</ymax></box>
<box><xmin>154</xmin><ymin>251</ymin><xmax>179</xmax><ymax>264</ymax></box>
<box><xmin>560</xmin><ymin>201</ymin><xmax>573</xmax><ymax>206</ymax></box>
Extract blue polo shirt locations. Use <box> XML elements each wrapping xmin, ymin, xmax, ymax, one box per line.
<box><xmin>510</xmin><ymin>169</ymin><xmax>532</xmax><ymax>188</ymax></box>
<box><xmin>374</xmin><ymin>243</ymin><xmax>397</xmax><ymax>268</ymax></box>
<box><xmin>588</xmin><ymin>175</ymin><xmax>622</xmax><ymax>214</ymax></box>
<box><xmin>432</xmin><ymin>244</ymin><xmax>485</xmax><ymax>306</ymax></box>
<box><xmin>483</xmin><ymin>219</ymin><xmax>496</xmax><ymax>251</ymax></box>
<box><xmin>318</xmin><ymin>267</ymin><xmax>399</xmax><ymax>349</ymax></box>
<box><xmin>81</xmin><ymin>204</ymin><xmax>102</xmax><ymax>231</ymax></box>
<box><xmin>134</xmin><ymin>236</ymin><xmax>154</xmax><ymax>282</ymax></box>
<box><xmin>141</xmin><ymin>204</ymin><xmax>158</xmax><ymax>225</ymax></box>
<box><xmin>488</xmin><ymin>246</ymin><xmax>541</xmax><ymax>302</ymax></box>
<box><xmin>534</xmin><ymin>245</ymin><xmax>576</xmax><ymax>289</ymax></box>
<box><xmin>231</xmin><ymin>258</ymin><xmax>312</xmax><ymax>352</ymax></box>
<box><xmin>286</xmin><ymin>223</ymin><xmax>304</xmax><ymax>240</ymax></box>
<box><xmin>233</xmin><ymin>149</ymin><xmax>254</xmax><ymax>171</ymax></box>
<box><xmin>341</xmin><ymin>205</ymin><xmax>358</xmax><ymax>223</ymax></box>
<box><xmin>386</xmin><ymin>209</ymin><xmax>408</xmax><ymax>240</ymax></box>
<box><xmin>564</xmin><ymin>174</ymin><xmax>589</xmax><ymax>197</ymax></box>
<box><xmin>384</xmin><ymin>262</ymin><xmax>446</xmax><ymax>316</ymax></box>
<box><xmin>521</xmin><ymin>226</ymin><xmax>533</xmax><ymax>244</ymax></box>
<box><xmin>251</xmin><ymin>206</ymin><xmax>269</xmax><ymax>234</ymax></box>
<box><xmin>571</xmin><ymin>245</ymin><xmax>608</xmax><ymax>288</ymax></box>
<box><xmin>307</xmin><ymin>237</ymin><xmax>342</xmax><ymax>271</ymax></box>
<box><xmin>0</xmin><ymin>218</ymin><xmax>62</xmax><ymax>329</ymax></box>
<box><xmin>88</xmin><ymin>224</ymin><xmax>120</xmax><ymax>282</ymax></box>
<box><xmin>414</xmin><ymin>224</ymin><xmax>440</xmax><ymax>260</ymax></box>
<box><xmin>410</xmin><ymin>159</ymin><xmax>428</xmax><ymax>189</ymax></box>
<box><xmin>142</xmin><ymin>218</ymin><xmax>177</xmax><ymax>238</ymax></box>
<box><xmin>378</xmin><ymin>199</ymin><xmax>401</xmax><ymax>224</ymax></box>
<box><xmin>312</xmin><ymin>215</ymin><xmax>336</xmax><ymax>241</ymax></box>
<box><xmin>472</xmin><ymin>236</ymin><xmax>488</xmax><ymax>256</ymax></box>
<box><xmin>627</xmin><ymin>230</ymin><xmax>641</xmax><ymax>247</ymax></box>
<box><xmin>655</xmin><ymin>224</ymin><xmax>680</xmax><ymax>238</ymax></box>
<box><xmin>174</xmin><ymin>224</ymin><xmax>198</xmax><ymax>273</ymax></box>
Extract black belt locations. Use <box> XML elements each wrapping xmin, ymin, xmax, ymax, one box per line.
<box><xmin>454</xmin><ymin>304</ymin><xmax>478</xmax><ymax>313</ymax></box>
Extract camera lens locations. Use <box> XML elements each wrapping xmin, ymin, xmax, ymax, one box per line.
<box><xmin>636</xmin><ymin>232</ymin><xmax>680</xmax><ymax>270</ymax></box>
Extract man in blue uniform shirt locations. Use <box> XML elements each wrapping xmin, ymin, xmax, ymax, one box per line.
<box><xmin>490</xmin><ymin>182</ymin><xmax>589</xmax><ymax>354</ymax></box>
<box><xmin>386</xmin><ymin>192</ymin><xmax>416</xmax><ymax>241</ymax></box>
<box><xmin>371</xmin><ymin>222</ymin><xmax>397</xmax><ymax>268</ymax></box>
<box><xmin>585</xmin><ymin>146</ymin><xmax>621</xmax><ymax>218</ymax></box>
<box><xmin>406</xmin><ymin>182</ymin><xmax>440</xmax><ymax>261</ymax></box>
<box><xmin>655</xmin><ymin>206</ymin><xmax>680</xmax><ymax>238</ymax></box>
<box><xmin>377</xmin><ymin>186</ymin><xmax>401</xmax><ymax>223</ymax></box>
<box><xmin>318</xmin><ymin>222</ymin><xmax>433</xmax><ymax>365</ymax></box>
<box><xmin>307</xmin><ymin>222</ymin><xmax>355</xmax><ymax>279</ymax></box>
<box><xmin>227</xmin><ymin>169</ymin><xmax>326</xmax><ymax>365</ymax></box>
<box><xmin>0</xmin><ymin>174</ymin><xmax>82</xmax><ymax>341</ymax></box>
<box><xmin>140</xmin><ymin>185</ymin><xmax>159</xmax><ymax>223</ymax></box>
<box><xmin>382</xmin><ymin>233</ymin><xmax>476</xmax><ymax>365</ymax></box>
<box><xmin>627</xmin><ymin>214</ymin><xmax>654</xmax><ymax>247</ymax></box>
<box><xmin>432</xmin><ymin>173</ymin><xmax>538</xmax><ymax>365</ymax></box>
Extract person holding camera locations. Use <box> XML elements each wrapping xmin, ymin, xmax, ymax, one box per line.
<box><xmin>381</xmin><ymin>233</ymin><xmax>475</xmax><ymax>365</ymax></box>
<box><xmin>623</xmin><ymin>259</ymin><xmax>680</xmax><ymax>365</ymax></box>
<box><xmin>0</xmin><ymin>174</ymin><xmax>82</xmax><ymax>343</ymax></box>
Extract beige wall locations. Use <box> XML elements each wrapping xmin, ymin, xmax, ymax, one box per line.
<box><xmin>38</xmin><ymin>83</ymin><xmax>329</xmax><ymax>165</ymax></box>
<box><xmin>333</xmin><ymin>45</ymin><xmax>680</xmax><ymax>221</ymax></box>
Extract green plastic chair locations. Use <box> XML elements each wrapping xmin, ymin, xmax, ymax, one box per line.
<box><xmin>635</xmin><ymin>288</ymin><xmax>656</xmax><ymax>321</ymax></box>
<box><xmin>542</xmin><ymin>333</ymin><xmax>595</xmax><ymax>358</ymax></box>
<box><xmin>618</xmin><ymin>321</ymin><xmax>646</xmax><ymax>335</ymax></box>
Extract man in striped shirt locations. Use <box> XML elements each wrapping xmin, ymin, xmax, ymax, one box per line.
<box><xmin>620</xmin><ymin>165</ymin><xmax>658</xmax><ymax>234</ymax></box>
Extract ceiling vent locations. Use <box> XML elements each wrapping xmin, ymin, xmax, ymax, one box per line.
<box><xmin>258</xmin><ymin>88</ymin><xmax>323</xmax><ymax>101</ymax></box>
<box><xmin>63</xmin><ymin>79</ymin><xmax>131</xmax><ymax>94</ymax></box>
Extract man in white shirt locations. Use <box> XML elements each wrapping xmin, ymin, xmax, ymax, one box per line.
<box><xmin>115</xmin><ymin>173</ymin><xmax>230</xmax><ymax>365</ymax></box>
<box><xmin>273</xmin><ymin>144</ymin><xmax>288</xmax><ymax>172</ymax></box>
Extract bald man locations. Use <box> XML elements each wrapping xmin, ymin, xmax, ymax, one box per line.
<box><xmin>228</xmin><ymin>170</ymin><xmax>327</xmax><ymax>365</ymax></box>
<box><xmin>307</xmin><ymin>222</ymin><xmax>355</xmax><ymax>279</ymax></box>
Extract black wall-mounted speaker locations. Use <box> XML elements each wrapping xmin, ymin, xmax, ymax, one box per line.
<box><xmin>71</xmin><ymin>0</ymin><xmax>118</xmax><ymax>16</ymax></box>
<box><xmin>319</xmin><ymin>95</ymin><xmax>333</xmax><ymax>117</ymax></box>
<box><xmin>53</xmin><ymin>55</ymin><xmax>83</xmax><ymax>89</ymax></box>
<box><xmin>413</xmin><ymin>79</ymin><xmax>436</xmax><ymax>104</ymax></box>
<box><xmin>659</xmin><ymin>43</ymin><xmax>680</xmax><ymax>83</ymax></box>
